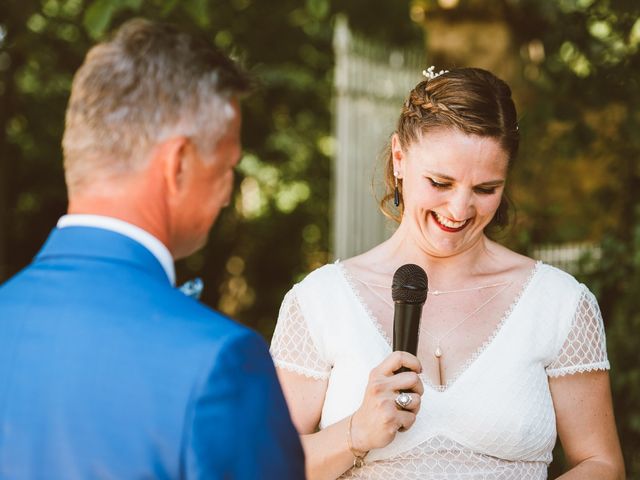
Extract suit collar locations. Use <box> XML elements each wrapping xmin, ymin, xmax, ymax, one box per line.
<box><xmin>57</xmin><ymin>215</ymin><xmax>175</xmax><ymax>285</ymax></box>
<box><xmin>35</xmin><ymin>226</ymin><xmax>172</xmax><ymax>285</ymax></box>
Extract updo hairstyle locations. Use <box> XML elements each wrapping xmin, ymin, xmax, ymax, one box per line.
<box><xmin>380</xmin><ymin>67</ymin><xmax>519</xmax><ymax>229</ymax></box>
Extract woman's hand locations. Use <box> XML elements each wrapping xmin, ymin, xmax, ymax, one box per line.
<box><xmin>350</xmin><ymin>351</ymin><xmax>424</xmax><ymax>454</ymax></box>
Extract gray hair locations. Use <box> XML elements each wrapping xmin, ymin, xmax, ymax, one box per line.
<box><xmin>62</xmin><ymin>18</ymin><xmax>250</xmax><ymax>195</ymax></box>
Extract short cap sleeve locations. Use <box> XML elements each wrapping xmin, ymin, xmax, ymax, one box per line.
<box><xmin>270</xmin><ymin>289</ymin><xmax>332</xmax><ymax>380</ymax></box>
<box><xmin>546</xmin><ymin>286</ymin><xmax>610</xmax><ymax>377</ymax></box>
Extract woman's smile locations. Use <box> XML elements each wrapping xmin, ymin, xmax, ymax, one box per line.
<box><xmin>430</xmin><ymin>211</ymin><xmax>472</xmax><ymax>232</ymax></box>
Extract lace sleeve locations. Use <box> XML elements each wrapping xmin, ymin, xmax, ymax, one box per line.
<box><xmin>269</xmin><ymin>289</ymin><xmax>332</xmax><ymax>380</ymax></box>
<box><xmin>546</xmin><ymin>287</ymin><xmax>610</xmax><ymax>377</ymax></box>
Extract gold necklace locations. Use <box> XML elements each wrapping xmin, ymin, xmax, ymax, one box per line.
<box><xmin>354</xmin><ymin>276</ymin><xmax>513</xmax><ymax>386</ymax></box>
<box><xmin>355</xmin><ymin>278</ymin><xmax>511</xmax><ymax>295</ymax></box>
<box><xmin>423</xmin><ymin>281</ymin><xmax>512</xmax><ymax>386</ymax></box>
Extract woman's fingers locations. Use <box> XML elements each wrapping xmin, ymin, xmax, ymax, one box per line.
<box><xmin>376</xmin><ymin>351</ymin><xmax>422</xmax><ymax>376</ymax></box>
<box><xmin>390</xmin><ymin>371</ymin><xmax>424</xmax><ymax>395</ymax></box>
<box><xmin>355</xmin><ymin>352</ymin><xmax>425</xmax><ymax>449</ymax></box>
<box><xmin>397</xmin><ymin>409</ymin><xmax>417</xmax><ymax>431</ymax></box>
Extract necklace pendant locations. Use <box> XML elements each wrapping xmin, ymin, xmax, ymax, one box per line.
<box><xmin>434</xmin><ymin>346</ymin><xmax>442</xmax><ymax>358</ymax></box>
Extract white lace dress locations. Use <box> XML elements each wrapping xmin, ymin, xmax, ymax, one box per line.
<box><xmin>270</xmin><ymin>262</ymin><xmax>610</xmax><ymax>479</ymax></box>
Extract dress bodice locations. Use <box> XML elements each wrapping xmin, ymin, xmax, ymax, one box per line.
<box><xmin>270</xmin><ymin>262</ymin><xmax>610</xmax><ymax>479</ymax></box>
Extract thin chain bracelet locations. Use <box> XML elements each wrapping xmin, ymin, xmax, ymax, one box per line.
<box><xmin>347</xmin><ymin>413</ymin><xmax>368</xmax><ymax>468</ymax></box>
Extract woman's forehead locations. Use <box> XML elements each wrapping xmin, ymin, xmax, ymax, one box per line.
<box><xmin>407</xmin><ymin>131</ymin><xmax>509</xmax><ymax>181</ymax></box>
<box><xmin>407</xmin><ymin>131</ymin><xmax>509</xmax><ymax>171</ymax></box>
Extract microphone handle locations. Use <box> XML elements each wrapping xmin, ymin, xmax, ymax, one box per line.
<box><xmin>393</xmin><ymin>302</ymin><xmax>423</xmax><ymax>374</ymax></box>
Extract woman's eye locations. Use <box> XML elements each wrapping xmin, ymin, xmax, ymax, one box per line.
<box><xmin>428</xmin><ymin>178</ymin><xmax>451</xmax><ymax>189</ymax></box>
<box><xmin>474</xmin><ymin>186</ymin><xmax>497</xmax><ymax>195</ymax></box>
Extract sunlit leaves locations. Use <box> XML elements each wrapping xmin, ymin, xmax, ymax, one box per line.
<box><xmin>317</xmin><ymin>135</ymin><xmax>335</xmax><ymax>157</ymax></box>
<box><xmin>559</xmin><ymin>41</ymin><xmax>592</xmax><ymax>77</ymax></box>
<box><xmin>589</xmin><ymin>19</ymin><xmax>612</xmax><ymax>39</ymax></box>
<box><xmin>525</xmin><ymin>0</ymin><xmax>639</xmax><ymax>79</ymax></box>
<box><xmin>557</xmin><ymin>0</ymin><xmax>596</xmax><ymax>13</ymax></box>
<box><xmin>306</xmin><ymin>0</ymin><xmax>330</xmax><ymax>20</ymax></box>
<box><xmin>629</xmin><ymin>18</ymin><xmax>640</xmax><ymax>50</ymax></box>
<box><xmin>61</xmin><ymin>0</ymin><xmax>84</xmax><ymax>18</ymax></box>
<box><xmin>15</xmin><ymin>55</ymin><xmax>73</xmax><ymax>98</ymax></box>
<box><xmin>302</xmin><ymin>223</ymin><xmax>321</xmax><ymax>243</ymax></box>
<box><xmin>258</xmin><ymin>63</ymin><xmax>318</xmax><ymax>91</ymax></box>
<box><xmin>27</xmin><ymin>13</ymin><xmax>47</xmax><ymax>33</ymax></box>
<box><xmin>214</xmin><ymin>30</ymin><xmax>233</xmax><ymax>49</ymax></box>
<box><xmin>236</xmin><ymin>154</ymin><xmax>312</xmax><ymax>218</ymax></box>
<box><xmin>275</xmin><ymin>181</ymin><xmax>310</xmax><ymax>213</ymax></box>
<box><xmin>83</xmin><ymin>0</ymin><xmax>143</xmax><ymax>39</ymax></box>
<box><xmin>238</xmin><ymin>176</ymin><xmax>267</xmax><ymax>219</ymax></box>
<box><xmin>181</xmin><ymin>0</ymin><xmax>210</xmax><ymax>28</ymax></box>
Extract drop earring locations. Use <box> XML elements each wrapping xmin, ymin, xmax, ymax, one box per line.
<box><xmin>394</xmin><ymin>171</ymin><xmax>400</xmax><ymax>207</ymax></box>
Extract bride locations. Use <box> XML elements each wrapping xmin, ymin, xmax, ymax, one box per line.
<box><xmin>270</xmin><ymin>67</ymin><xmax>624</xmax><ymax>479</ymax></box>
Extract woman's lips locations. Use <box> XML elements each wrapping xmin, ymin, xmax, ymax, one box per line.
<box><xmin>430</xmin><ymin>211</ymin><xmax>471</xmax><ymax>232</ymax></box>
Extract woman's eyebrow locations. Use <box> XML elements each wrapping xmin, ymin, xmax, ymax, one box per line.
<box><xmin>476</xmin><ymin>180</ymin><xmax>505</xmax><ymax>187</ymax></box>
<box><xmin>425</xmin><ymin>170</ymin><xmax>456</xmax><ymax>181</ymax></box>
<box><xmin>425</xmin><ymin>170</ymin><xmax>505</xmax><ymax>186</ymax></box>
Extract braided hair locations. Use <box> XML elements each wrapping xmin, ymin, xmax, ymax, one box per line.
<box><xmin>381</xmin><ymin>67</ymin><xmax>519</xmax><ymax>229</ymax></box>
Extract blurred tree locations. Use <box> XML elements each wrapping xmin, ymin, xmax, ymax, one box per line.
<box><xmin>0</xmin><ymin>0</ymin><xmax>88</xmax><ymax>281</ymax></box>
<box><xmin>510</xmin><ymin>4</ymin><xmax>640</xmax><ymax>470</ymax></box>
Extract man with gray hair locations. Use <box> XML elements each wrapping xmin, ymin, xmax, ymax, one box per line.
<box><xmin>0</xmin><ymin>19</ymin><xmax>305</xmax><ymax>479</ymax></box>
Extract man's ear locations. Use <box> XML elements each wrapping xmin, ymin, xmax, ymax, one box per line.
<box><xmin>391</xmin><ymin>133</ymin><xmax>405</xmax><ymax>178</ymax></box>
<box><xmin>157</xmin><ymin>136</ymin><xmax>191</xmax><ymax>197</ymax></box>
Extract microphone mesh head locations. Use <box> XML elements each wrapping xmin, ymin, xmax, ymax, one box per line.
<box><xmin>392</xmin><ymin>264</ymin><xmax>428</xmax><ymax>304</ymax></box>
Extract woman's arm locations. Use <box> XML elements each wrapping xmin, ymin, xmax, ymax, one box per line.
<box><xmin>277</xmin><ymin>351</ymin><xmax>424</xmax><ymax>480</ymax></box>
<box><xmin>276</xmin><ymin>370</ymin><xmax>356</xmax><ymax>480</ymax></box>
<box><xmin>550</xmin><ymin>370</ymin><xmax>624</xmax><ymax>479</ymax></box>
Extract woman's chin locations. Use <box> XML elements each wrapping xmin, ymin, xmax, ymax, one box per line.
<box><xmin>418</xmin><ymin>223</ymin><xmax>485</xmax><ymax>258</ymax></box>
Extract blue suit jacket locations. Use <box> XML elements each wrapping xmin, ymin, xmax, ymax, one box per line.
<box><xmin>0</xmin><ymin>226</ymin><xmax>305</xmax><ymax>479</ymax></box>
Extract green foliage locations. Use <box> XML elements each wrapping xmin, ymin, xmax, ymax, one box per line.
<box><xmin>583</xmin><ymin>216</ymin><xmax>640</xmax><ymax>476</ymax></box>
<box><xmin>506</xmin><ymin>1</ymin><xmax>640</xmax><ymax>474</ymax></box>
<box><xmin>83</xmin><ymin>0</ymin><xmax>143</xmax><ymax>38</ymax></box>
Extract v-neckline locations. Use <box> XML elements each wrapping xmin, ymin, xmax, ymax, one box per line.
<box><xmin>334</xmin><ymin>260</ymin><xmax>543</xmax><ymax>393</ymax></box>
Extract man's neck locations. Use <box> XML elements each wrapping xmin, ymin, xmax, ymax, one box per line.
<box><xmin>67</xmin><ymin>197</ymin><xmax>170</xmax><ymax>251</ymax></box>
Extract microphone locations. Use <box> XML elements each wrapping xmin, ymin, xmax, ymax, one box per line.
<box><xmin>392</xmin><ymin>264</ymin><xmax>428</xmax><ymax>373</ymax></box>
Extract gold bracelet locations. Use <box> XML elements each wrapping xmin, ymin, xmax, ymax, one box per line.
<box><xmin>347</xmin><ymin>413</ymin><xmax>367</xmax><ymax>468</ymax></box>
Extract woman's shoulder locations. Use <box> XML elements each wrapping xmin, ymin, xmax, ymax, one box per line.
<box><xmin>488</xmin><ymin>240</ymin><xmax>582</xmax><ymax>291</ymax></box>
<box><xmin>291</xmin><ymin>262</ymin><xmax>345</xmax><ymax>296</ymax></box>
<box><xmin>536</xmin><ymin>261</ymin><xmax>583</xmax><ymax>288</ymax></box>
<box><xmin>286</xmin><ymin>262</ymin><xmax>356</xmax><ymax>333</ymax></box>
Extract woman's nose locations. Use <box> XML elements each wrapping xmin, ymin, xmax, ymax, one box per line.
<box><xmin>447</xmin><ymin>189</ymin><xmax>473</xmax><ymax>220</ymax></box>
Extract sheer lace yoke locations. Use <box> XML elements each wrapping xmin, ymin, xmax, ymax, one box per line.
<box><xmin>334</xmin><ymin>260</ymin><xmax>542</xmax><ymax>393</ymax></box>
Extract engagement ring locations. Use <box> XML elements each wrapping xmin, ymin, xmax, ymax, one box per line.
<box><xmin>395</xmin><ymin>392</ymin><xmax>412</xmax><ymax>409</ymax></box>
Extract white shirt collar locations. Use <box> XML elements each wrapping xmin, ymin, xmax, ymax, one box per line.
<box><xmin>57</xmin><ymin>214</ymin><xmax>176</xmax><ymax>286</ymax></box>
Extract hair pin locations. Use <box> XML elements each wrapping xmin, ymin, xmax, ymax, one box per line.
<box><xmin>422</xmin><ymin>66</ymin><xmax>449</xmax><ymax>81</ymax></box>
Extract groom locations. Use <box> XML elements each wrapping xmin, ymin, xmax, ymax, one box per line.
<box><xmin>0</xmin><ymin>19</ymin><xmax>304</xmax><ymax>479</ymax></box>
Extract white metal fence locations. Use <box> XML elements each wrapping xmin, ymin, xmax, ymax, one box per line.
<box><xmin>332</xmin><ymin>16</ymin><xmax>425</xmax><ymax>260</ymax></box>
<box><xmin>530</xmin><ymin>242</ymin><xmax>602</xmax><ymax>275</ymax></box>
